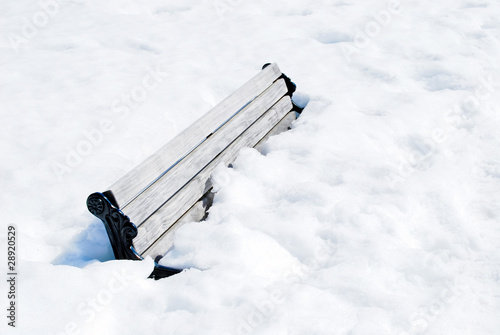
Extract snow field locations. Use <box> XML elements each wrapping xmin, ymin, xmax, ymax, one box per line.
<box><xmin>1</xmin><ymin>0</ymin><xmax>500</xmax><ymax>334</ymax></box>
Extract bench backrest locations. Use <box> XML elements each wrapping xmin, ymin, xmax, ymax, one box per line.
<box><xmin>87</xmin><ymin>63</ymin><xmax>299</xmax><ymax>262</ymax></box>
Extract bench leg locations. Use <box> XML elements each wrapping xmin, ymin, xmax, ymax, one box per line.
<box><xmin>87</xmin><ymin>192</ymin><xmax>142</xmax><ymax>261</ymax></box>
<box><xmin>149</xmin><ymin>263</ymin><xmax>182</xmax><ymax>280</ymax></box>
<box><xmin>87</xmin><ymin>192</ymin><xmax>183</xmax><ymax>279</ymax></box>
<box><xmin>262</xmin><ymin>63</ymin><xmax>304</xmax><ymax>114</ymax></box>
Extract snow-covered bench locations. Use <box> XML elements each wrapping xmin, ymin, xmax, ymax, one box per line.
<box><xmin>86</xmin><ymin>63</ymin><xmax>303</xmax><ymax>279</ymax></box>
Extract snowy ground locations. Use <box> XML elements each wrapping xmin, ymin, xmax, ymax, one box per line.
<box><xmin>1</xmin><ymin>0</ymin><xmax>500</xmax><ymax>334</ymax></box>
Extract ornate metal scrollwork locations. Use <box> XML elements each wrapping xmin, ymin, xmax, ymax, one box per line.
<box><xmin>86</xmin><ymin>192</ymin><xmax>142</xmax><ymax>261</ymax></box>
<box><xmin>87</xmin><ymin>191</ymin><xmax>182</xmax><ymax>279</ymax></box>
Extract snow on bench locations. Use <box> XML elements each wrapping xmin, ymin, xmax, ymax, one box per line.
<box><xmin>86</xmin><ymin>63</ymin><xmax>303</xmax><ymax>279</ymax></box>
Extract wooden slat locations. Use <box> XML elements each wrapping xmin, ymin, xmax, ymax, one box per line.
<box><xmin>254</xmin><ymin>111</ymin><xmax>297</xmax><ymax>152</ymax></box>
<box><xmin>134</xmin><ymin>96</ymin><xmax>293</xmax><ymax>255</ymax></box>
<box><xmin>123</xmin><ymin>79</ymin><xmax>288</xmax><ymax>227</ymax></box>
<box><xmin>144</xmin><ymin>111</ymin><xmax>296</xmax><ymax>258</ymax></box>
<box><xmin>108</xmin><ymin>64</ymin><xmax>283</xmax><ymax>208</ymax></box>
<box><xmin>140</xmin><ymin>195</ymin><xmax>209</xmax><ymax>259</ymax></box>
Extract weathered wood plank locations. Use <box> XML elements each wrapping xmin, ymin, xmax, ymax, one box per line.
<box><xmin>254</xmin><ymin>111</ymin><xmax>297</xmax><ymax>152</ymax></box>
<box><xmin>140</xmin><ymin>193</ymin><xmax>210</xmax><ymax>259</ymax></box>
<box><xmin>123</xmin><ymin>79</ymin><xmax>288</xmax><ymax>228</ymax></box>
<box><xmin>133</xmin><ymin>96</ymin><xmax>293</xmax><ymax>255</ymax></box>
<box><xmin>108</xmin><ymin>64</ymin><xmax>283</xmax><ymax>208</ymax></box>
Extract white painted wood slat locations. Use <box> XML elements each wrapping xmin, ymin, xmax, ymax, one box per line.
<box><xmin>135</xmin><ymin>96</ymin><xmax>293</xmax><ymax>255</ymax></box>
<box><xmin>108</xmin><ymin>64</ymin><xmax>283</xmax><ymax>208</ymax></box>
<box><xmin>254</xmin><ymin>111</ymin><xmax>297</xmax><ymax>151</ymax></box>
<box><xmin>140</xmin><ymin>196</ymin><xmax>208</xmax><ymax>258</ymax></box>
<box><xmin>123</xmin><ymin>79</ymin><xmax>288</xmax><ymax>228</ymax></box>
<box><xmin>143</xmin><ymin>111</ymin><xmax>297</xmax><ymax>257</ymax></box>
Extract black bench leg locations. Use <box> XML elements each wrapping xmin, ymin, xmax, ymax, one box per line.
<box><xmin>149</xmin><ymin>262</ymin><xmax>183</xmax><ymax>280</ymax></box>
<box><xmin>262</xmin><ymin>63</ymin><xmax>305</xmax><ymax>114</ymax></box>
<box><xmin>87</xmin><ymin>192</ymin><xmax>142</xmax><ymax>261</ymax></box>
<box><xmin>87</xmin><ymin>192</ymin><xmax>183</xmax><ymax>279</ymax></box>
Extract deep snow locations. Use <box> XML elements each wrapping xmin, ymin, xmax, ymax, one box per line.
<box><xmin>1</xmin><ymin>0</ymin><xmax>500</xmax><ymax>334</ymax></box>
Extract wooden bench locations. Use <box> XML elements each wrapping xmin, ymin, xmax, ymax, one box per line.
<box><xmin>86</xmin><ymin>63</ymin><xmax>303</xmax><ymax>279</ymax></box>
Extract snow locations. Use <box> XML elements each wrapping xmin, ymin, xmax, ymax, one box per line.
<box><xmin>1</xmin><ymin>0</ymin><xmax>500</xmax><ymax>334</ymax></box>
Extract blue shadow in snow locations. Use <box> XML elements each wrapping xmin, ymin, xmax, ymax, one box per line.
<box><xmin>293</xmin><ymin>92</ymin><xmax>310</xmax><ymax>113</ymax></box>
<box><xmin>54</xmin><ymin>220</ymin><xmax>115</xmax><ymax>268</ymax></box>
